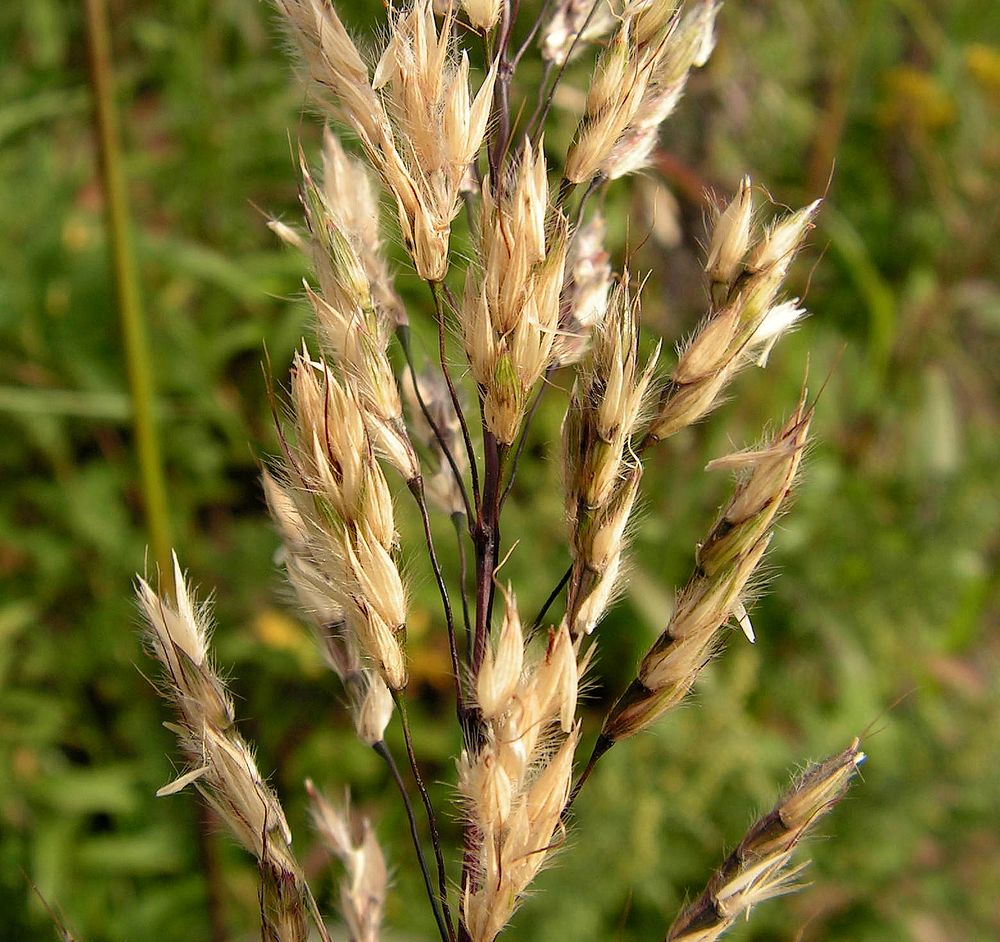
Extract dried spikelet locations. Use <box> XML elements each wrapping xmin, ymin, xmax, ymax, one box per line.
<box><xmin>459</xmin><ymin>608</ymin><xmax>586</xmax><ymax>942</ymax></box>
<box><xmin>463</xmin><ymin>141</ymin><xmax>569</xmax><ymax>443</ymax></box>
<box><xmin>320</xmin><ymin>129</ymin><xmax>406</xmax><ymax>328</ymax></box>
<box><xmin>401</xmin><ymin>366</ymin><xmax>468</xmax><ymax>517</ymax></box>
<box><xmin>278</xmin><ymin>0</ymin><xmax>496</xmax><ymax>280</ymax></box>
<box><xmin>554</xmin><ymin>213</ymin><xmax>613</xmax><ymax>367</ymax></box>
<box><xmin>274</xmin><ymin>0</ymin><xmax>388</xmax><ymax>147</ymax></box>
<box><xmin>276</xmin><ymin>351</ymin><xmax>409</xmax><ymax>689</ymax></box>
<box><xmin>564</xmin><ymin>19</ymin><xmax>661</xmax><ymax>185</ymax></box>
<box><xmin>477</xmin><ymin>586</ymin><xmax>525</xmax><ymax>719</ymax></box>
<box><xmin>463</xmin><ymin>723</ymin><xmax>581</xmax><ymax>942</ymax></box>
<box><xmin>372</xmin><ymin>0</ymin><xmax>496</xmax><ymax>279</ymax></box>
<box><xmin>705</xmin><ymin>175</ymin><xmax>754</xmax><ymax>300</ymax></box>
<box><xmin>298</xmin><ymin>151</ymin><xmax>418</xmax><ymax>483</ymax></box>
<box><xmin>137</xmin><ymin>557</ymin><xmax>312</xmax><ymax>942</ymax></box>
<box><xmin>602</xmin><ymin>0</ymin><xmax>719</xmax><ymax>180</ymax></box>
<box><xmin>263</xmin><ymin>472</ymin><xmax>395</xmax><ymax>744</ymax></box>
<box><xmin>307</xmin><ymin>783</ymin><xmax>387</xmax><ymax>942</ymax></box>
<box><xmin>541</xmin><ymin>0</ymin><xmax>618</xmax><ymax>66</ymax></box>
<box><xmin>562</xmin><ymin>277</ymin><xmax>658</xmax><ymax>635</ymax></box>
<box><xmin>648</xmin><ymin>191</ymin><xmax>821</xmax><ymax>442</ymax></box>
<box><xmin>460</xmin><ymin>0</ymin><xmax>503</xmax><ymax>31</ymax></box>
<box><xmin>602</xmin><ymin>392</ymin><xmax>812</xmax><ymax>742</ymax></box>
<box><xmin>667</xmin><ymin>740</ymin><xmax>865</xmax><ymax>941</ymax></box>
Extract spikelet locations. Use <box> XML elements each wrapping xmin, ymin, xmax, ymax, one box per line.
<box><xmin>273</xmin><ymin>351</ymin><xmax>408</xmax><ymax>690</ymax></box>
<box><xmin>667</xmin><ymin>740</ymin><xmax>866</xmax><ymax>941</ymax></box>
<box><xmin>307</xmin><ymin>783</ymin><xmax>387</xmax><ymax>942</ymax></box>
<box><xmin>463</xmin><ymin>141</ymin><xmax>569</xmax><ymax>444</ymax></box>
<box><xmin>648</xmin><ymin>187</ymin><xmax>820</xmax><ymax>442</ymax></box>
<box><xmin>263</xmin><ymin>472</ymin><xmax>395</xmax><ymax>745</ymax></box>
<box><xmin>320</xmin><ymin>129</ymin><xmax>405</xmax><ymax>328</ymax></box>
<box><xmin>460</xmin><ymin>0</ymin><xmax>503</xmax><ymax>31</ymax></box>
<box><xmin>602</xmin><ymin>1</ymin><xmax>719</xmax><ymax>180</ymax></box>
<box><xmin>562</xmin><ymin>277</ymin><xmax>659</xmax><ymax>635</ymax></box>
<box><xmin>137</xmin><ymin>556</ymin><xmax>311</xmax><ymax>942</ymax></box>
<box><xmin>553</xmin><ymin>213</ymin><xmax>613</xmax><ymax>367</ymax></box>
<box><xmin>541</xmin><ymin>0</ymin><xmax>619</xmax><ymax>65</ymax></box>
<box><xmin>602</xmin><ymin>390</ymin><xmax>812</xmax><ymax>742</ymax></box>
<box><xmin>459</xmin><ymin>589</ymin><xmax>586</xmax><ymax>942</ymax></box>
<box><xmin>564</xmin><ymin>18</ymin><xmax>660</xmax><ymax>185</ymax></box>
<box><xmin>298</xmin><ymin>151</ymin><xmax>418</xmax><ymax>483</ymax></box>
<box><xmin>278</xmin><ymin>0</ymin><xmax>496</xmax><ymax>280</ymax></box>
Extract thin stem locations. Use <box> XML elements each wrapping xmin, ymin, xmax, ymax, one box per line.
<box><xmin>451</xmin><ymin>511</ymin><xmax>474</xmax><ymax>661</ymax></box>
<box><xmin>84</xmin><ymin>0</ymin><xmax>173</xmax><ymax>581</ymax></box>
<box><xmin>373</xmin><ymin>740</ymin><xmax>453</xmax><ymax>942</ymax></box>
<box><xmin>429</xmin><ymin>282</ymin><xmax>481</xmax><ymax>510</ymax></box>
<box><xmin>525</xmin><ymin>60</ymin><xmax>555</xmax><ymax>142</ymax></box>
<box><xmin>409</xmin><ymin>477</ymin><xmax>465</xmax><ymax>716</ymax></box>
<box><xmin>529</xmin><ymin>563</ymin><xmax>572</xmax><ymax>637</ymax></box>
<box><xmin>573</xmin><ymin>172</ymin><xmax>606</xmax><ymax>230</ymax></box>
<box><xmin>562</xmin><ymin>732</ymin><xmax>612</xmax><ymax>818</ymax></box>
<box><xmin>488</xmin><ymin>0</ymin><xmax>519</xmax><ymax>186</ymax></box>
<box><xmin>473</xmin><ymin>424</ymin><xmax>505</xmax><ymax>672</ymax></box>
<box><xmin>511</xmin><ymin>0</ymin><xmax>554</xmax><ymax>69</ymax></box>
<box><xmin>393</xmin><ymin>692</ymin><xmax>454</xmax><ymax>942</ymax></box>
<box><xmin>396</xmin><ymin>325</ymin><xmax>475</xmax><ymax>525</ymax></box>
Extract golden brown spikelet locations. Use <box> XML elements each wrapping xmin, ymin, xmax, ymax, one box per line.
<box><xmin>648</xmin><ymin>189</ymin><xmax>821</xmax><ymax>443</ymax></box>
<box><xmin>666</xmin><ymin>740</ymin><xmax>865</xmax><ymax>941</ymax></box>
<box><xmin>307</xmin><ymin>783</ymin><xmax>388</xmax><ymax>942</ymax></box>
<box><xmin>137</xmin><ymin>557</ymin><xmax>318</xmax><ymax>942</ymax></box>
<box><xmin>603</xmin><ymin>391</ymin><xmax>813</xmax><ymax>742</ymax></box>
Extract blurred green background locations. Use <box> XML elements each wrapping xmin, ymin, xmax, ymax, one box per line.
<box><xmin>2</xmin><ymin>0</ymin><xmax>999</xmax><ymax>939</ymax></box>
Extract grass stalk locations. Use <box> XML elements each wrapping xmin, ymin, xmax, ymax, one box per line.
<box><xmin>83</xmin><ymin>0</ymin><xmax>172</xmax><ymax>582</ymax></box>
<box><xmin>84</xmin><ymin>7</ymin><xmax>228</xmax><ymax>942</ymax></box>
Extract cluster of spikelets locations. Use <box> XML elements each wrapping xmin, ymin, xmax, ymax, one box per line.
<box><xmin>135</xmin><ymin>2</ymin><xmax>865</xmax><ymax>941</ymax></box>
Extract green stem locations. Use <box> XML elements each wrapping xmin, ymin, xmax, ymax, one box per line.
<box><xmin>83</xmin><ymin>0</ymin><xmax>172</xmax><ymax>582</ymax></box>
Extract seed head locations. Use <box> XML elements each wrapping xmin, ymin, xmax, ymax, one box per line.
<box><xmin>541</xmin><ymin>0</ymin><xmax>618</xmax><ymax>66</ymax></box>
<box><xmin>705</xmin><ymin>176</ymin><xmax>754</xmax><ymax>294</ymax></box>
<box><xmin>307</xmin><ymin>783</ymin><xmax>387</xmax><ymax>942</ymax></box>
<box><xmin>460</xmin><ymin>0</ymin><xmax>503</xmax><ymax>31</ymax></box>
<box><xmin>667</xmin><ymin>740</ymin><xmax>866</xmax><ymax>941</ymax></box>
<box><xmin>477</xmin><ymin>586</ymin><xmax>525</xmax><ymax>719</ymax></box>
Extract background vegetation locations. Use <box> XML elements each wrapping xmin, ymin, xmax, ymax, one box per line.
<box><xmin>2</xmin><ymin>0</ymin><xmax>998</xmax><ymax>939</ymax></box>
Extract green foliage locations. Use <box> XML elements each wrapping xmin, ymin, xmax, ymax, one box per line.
<box><xmin>2</xmin><ymin>0</ymin><xmax>998</xmax><ymax>940</ymax></box>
